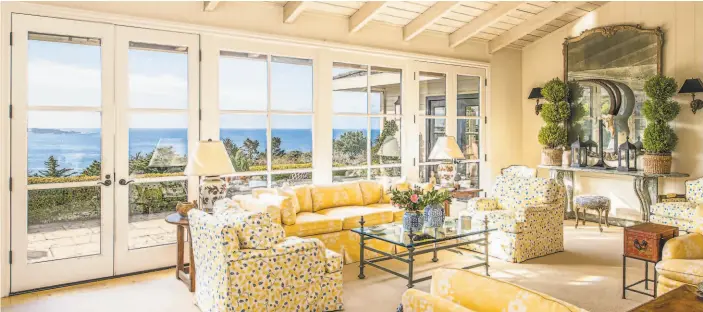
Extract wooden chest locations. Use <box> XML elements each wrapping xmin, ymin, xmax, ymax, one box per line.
<box><xmin>624</xmin><ymin>223</ymin><xmax>679</xmax><ymax>262</ymax></box>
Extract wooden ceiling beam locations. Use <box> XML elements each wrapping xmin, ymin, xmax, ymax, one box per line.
<box><xmin>449</xmin><ymin>2</ymin><xmax>523</xmax><ymax>48</ymax></box>
<box><xmin>203</xmin><ymin>1</ymin><xmax>220</xmax><ymax>12</ymax></box>
<box><xmin>489</xmin><ymin>1</ymin><xmax>586</xmax><ymax>53</ymax></box>
<box><xmin>403</xmin><ymin>1</ymin><xmax>460</xmax><ymax>41</ymax></box>
<box><xmin>349</xmin><ymin>1</ymin><xmax>388</xmax><ymax>33</ymax></box>
<box><xmin>283</xmin><ymin>1</ymin><xmax>309</xmax><ymax>24</ymax></box>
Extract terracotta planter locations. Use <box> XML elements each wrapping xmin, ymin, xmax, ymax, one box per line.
<box><xmin>643</xmin><ymin>153</ymin><xmax>672</xmax><ymax>174</ymax></box>
<box><xmin>541</xmin><ymin>148</ymin><xmax>563</xmax><ymax>166</ymax></box>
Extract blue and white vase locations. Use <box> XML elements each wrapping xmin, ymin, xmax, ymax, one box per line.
<box><xmin>423</xmin><ymin>204</ymin><xmax>445</xmax><ymax>228</ymax></box>
<box><xmin>402</xmin><ymin>211</ymin><xmax>423</xmax><ymax>233</ymax></box>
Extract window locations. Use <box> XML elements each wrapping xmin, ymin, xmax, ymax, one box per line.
<box><xmin>219</xmin><ymin>51</ymin><xmax>313</xmax><ymax>195</ymax></box>
<box><xmin>332</xmin><ymin>63</ymin><xmax>402</xmax><ymax>182</ymax></box>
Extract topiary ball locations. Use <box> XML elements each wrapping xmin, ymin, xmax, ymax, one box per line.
<box><xmin>540</xmin><ymin>101</ymin><xmax>571</xmax><ymax>124</ymax></box>
<box><xmin>541</xmin><ymin>78</ymin><xmax>569</xmax><ymax>104</ymax></box>
<box><xmin>538</xmin><ymin>124</ymin><xmax>567</xmax><ymax>149</ymax></box>
<box><xmin>643</xmin><ymin>75</ymin><xmax>678</xmax><ymax>102</ymax></box>
<box><xmin>643</xmin><ymin>121</ymin><xmax>678</xmax><ymax>154</ymax></box>
<box><xmin>643</xmin><ymin>99</ymin><xmax>680</xmax><ymax>122</ymax></box>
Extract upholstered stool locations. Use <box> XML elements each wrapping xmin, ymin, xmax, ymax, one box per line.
<box><xmin>574</xmin><ymin>195</ymin><xmax>611</xmax><ymax>232</ymax></box>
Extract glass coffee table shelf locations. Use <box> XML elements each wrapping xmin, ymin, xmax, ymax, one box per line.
<box><xmin>351</xmin><ymin>215</ymin><xmax>494</xmax><ymax>288</ymax></box>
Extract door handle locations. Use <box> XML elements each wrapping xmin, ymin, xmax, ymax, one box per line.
<box><xmin>119</xmin><ymin>179</ymin><xmax>135</xmax><ymax>186</ymax></box>
<box><xmin>97</xmin><ymin>174</ymin><xmax>112</xmax><ymax>187</ymax></box>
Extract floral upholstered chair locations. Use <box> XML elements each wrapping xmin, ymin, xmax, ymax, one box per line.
<box><xmin>401</xmin><ymin>268</ymin><xmax>586</xmax><ymax>312</ymax></box>
<box><xmin>188</xmin><ymin>208</ymin><xmax>343</xmax><ymax>312</ymax></box>
<box><xmin>656</xmin><ymin>216</ymin><xmax>703</xmax><ymax>293</ymax></box>
<box><xmin>458</xmin><ymin>174</ymin><xmax>565</xmax><ymax>263</ymax></box>
<box><xmin>500</xmin><ymin>165</ymin><xmax>537</xmax><ymax>178</ymax></box>
<box><xmin>650</xmin><ymin>177</ymin><xmax>703</xmax><ymax>233</ymax></box>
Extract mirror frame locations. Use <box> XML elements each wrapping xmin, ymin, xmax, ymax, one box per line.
<box><xmin>562</xmin><ymin>24</ymin><xmax>664</xmax><ymax>81</ymax></box>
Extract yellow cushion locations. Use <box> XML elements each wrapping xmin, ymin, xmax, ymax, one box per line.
<box><xmin>656</xmin><ymin>259</ymin><xmax>703</xmax><ymax>285</ymax></box>
<box><xmin>257</xmin><ymin>193</ymin><xmax>296</xmax><ymax>226</ymax></box>
<box><xmin>380</xmin><ymin>181</ymin><xmax>411</xmax><ymax>204</ymax></box>
<box><xmin>277</xmin><ymin>187</ymin><xmax>301</xmax><ymax>214</ymax></box>
<box><xmin>283</xmin><ymin>212</ymin><xmax>342</xmax><ymax>237</ymax></box>
<box><xmin>402</xmin><ymin>289</ymin><xmax>477</xmax><ymax>312</ymax></box>
<box><xmin>311</xmin><ymin>182</ymin><xmax>364</xmax><ymax>211</ymax></box>
<box><xmin>252</xmin><ymin>188</ymin><xmax>277</xmax><ymax>198</ymax></box>
<box><xmin>430</xmin><ymin>269</ymin><xmax>583</xmax><ymax>312</ymax></box>
<box><xmin>358</xmin><ymin>180</ymin><xmax>383</xmax><ymax>205</ymax></box>
<box><xmin>316</xmin><ymin>206</ymin><xmax>394</xmax><ymax>230</ymax></box>
<box><xmin>293</xmin><ymin>185</ymin><xmax>313</xmax><ymax>213</ymax></box>
<box><xmin>368</xmin><ymin>203</ymin><xmax>404</xmax><ymax>222</ymax></box>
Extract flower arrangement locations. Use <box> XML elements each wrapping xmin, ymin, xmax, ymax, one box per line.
<box><xmin>419</xmin><ymin>188</ymin><xmax>452</xmax><ymax>207</ymax></box>
<box><xmin>390</xmin><ymin>187</ymin><xmax>424</xmax><ymax>212</ymax></box>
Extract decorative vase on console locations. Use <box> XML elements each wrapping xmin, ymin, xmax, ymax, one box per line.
<box><xmin>641</xmin><ymin>75</ymin><xmax>679</xmax><ymax>174</ymax></box>
<box><xmin>390</xmin><ymin>187</ymin><xmax>424</xmax><ymax>233</ymax></box>
<box><xmin>421</xmin><ymin>188</ymin><xmax>453</xmax><ymax>228</ymax></box>
<box><xmin>538</xmin><ymin>78</ymin><xmax>570</xmax><ymax>166</ymax></box>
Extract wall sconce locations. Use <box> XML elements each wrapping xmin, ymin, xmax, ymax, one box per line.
<box><xmin>528</xmin><ymin>87</ymin><xmax>543</xmax><ymax>115</ymax></box>
<box><xmin>678</xmin><ymin>78</ymin><xmax>703</xmax><ymax>114</ymax></box>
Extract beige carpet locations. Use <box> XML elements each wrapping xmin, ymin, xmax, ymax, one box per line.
<box><xmin>2</xmin><ymin>220</ymin><xmax>653</xmax><ymax>312</ymax></box>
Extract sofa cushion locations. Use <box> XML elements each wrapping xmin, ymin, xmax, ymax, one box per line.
<box><xmin>292</xmin><ymin>185</ymin><xmax>313</xmax><ymax>213</ymax></box>
<box><xmin>651</xmin><ymin>202</ymin><xmax>698</xmax><ymax>220</ymax></box>
<box><xmin>492</xmin><ymin>175</ymin><xmax>562</xmax><ymax>211</ymax></box>
<box><xmin>367</xmin><ymin>203</ymin><xmax>404</xmax><ymax>222</ymax></box>
<box><xmin>656</xmin><ymin>259</ymin><xmax>703</xmax><ymax>285</ymax></box>
<box><xmin>232</xmin><ymin>194</ymin><xmax>282</xmax><ymax>225</ymax></box>
<box><xmin>283</xmin><ymin>212</ymin><xmax>343</xmax><ymax>237</ymax></box>
<box><xmin>686</xmin><ymin>178</ymin><xmax>703</xmax><ymax>203</ymax></box>
<box><xmin>257</xmin><ymin>193</ymin><xmax>296</xmax><ymax>226</ymax></box>
<box><xmin>380</xmin><ymin>180</ymin><xmax>411</xmax><ymax>204</ymax></box>
<box><xmin>219</xmin><ymin>209</ymin><xmax>285</xmax><ymax>250</ymax></box>
<box><xmin>316</xmin><ymin>206</ymin><xmax>395</xmax><ymax>230</ymax></box>
<box><xmin>311</xmin><ymin>182</ymin><xmax>364</xmax><ymax>211</ymax></box>
<box><xmin>325</xmin><ymin>249</ymin><xmax>343</xmax><ymax>273</ymax></box>
<box><xmin>358</xmin><ymin>180</ymin><xmax>383</xmax><ymax>205</ymax></box>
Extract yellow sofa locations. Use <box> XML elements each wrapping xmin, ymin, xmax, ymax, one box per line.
<box><xmin>401</xmin><ymin>269</ymin><xmax>586</xmax><ymax>312</ymax></box>
<box><xmin>220</xmin><ymin>180</ymin><xmax>411</xmax><ymax>263</ymax></box>
<box><xmin>656</xmin><ymin>223</ymin><xmax>703</xmax><ymax>293</ymax></box>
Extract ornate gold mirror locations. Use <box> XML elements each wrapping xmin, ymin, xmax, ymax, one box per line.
<box><xmin>564</xmin><ymin>25</ymin><xmax>663</xmax><ymax>162</ymax></box>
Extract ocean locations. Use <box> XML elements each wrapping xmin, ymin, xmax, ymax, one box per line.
<box><xmin>27</xmin><ymin>128</ymin><xmax>379</xmax><ymax>174</ymax></box>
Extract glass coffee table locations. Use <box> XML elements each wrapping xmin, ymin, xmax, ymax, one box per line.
<box><xmin>351</xmin><ymin>215</ymin><xmax>495</xmax><ymax>288</ymax></box>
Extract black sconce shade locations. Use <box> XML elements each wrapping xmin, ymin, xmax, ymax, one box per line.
<box><xmin>679</xmin><ymin>78</ymin><xmax>703</xmax><ymax>94</ymax></box>
<box><xmin>680</xmin><ymin>78</ymin><xmax>703</xmax><ymax>114</ymax></box>
<box><xmin>528</xmin><ymin>88</ymin><xmax>543</xmax><ymax>99</ymax></box>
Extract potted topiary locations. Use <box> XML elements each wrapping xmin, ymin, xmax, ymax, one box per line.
<box><xmin>538</xmin><ymin>78</ymin><xmax>571</xmax><ymax>166</ymax></box>
<box><xmin>642</xmin><ymin>75</ymin><xmax>680</xmax><ymax>174</ymax></box>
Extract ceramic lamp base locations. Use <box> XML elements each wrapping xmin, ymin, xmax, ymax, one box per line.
<box><xmin>436</xmin><ymin>162</ymin><xmax>455</xmax><ymax>188</ymax></box>
<box><xmin>199</xmin><ymin>176</ymin><xmax>226</xmax><ymax>213</ymax></box>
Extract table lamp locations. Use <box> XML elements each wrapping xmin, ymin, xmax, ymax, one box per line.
<box><xmin>184</xmin><ymin>139</ymin><xmax>235</xmax><ymax>213</ymax></box>
<box><xmin>428</xmin><ymin>136</ymin><xmax>465</xmax><ymax>187</ymax></box>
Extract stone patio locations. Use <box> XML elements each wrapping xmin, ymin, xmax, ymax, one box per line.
<box><xmin>27</xmin><ymin>212</ymin><xmax>177</xmax><ymax>263</ymax></box>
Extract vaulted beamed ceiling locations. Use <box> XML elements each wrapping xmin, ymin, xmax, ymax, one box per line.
<box><xmin>204</xmin><ymin>1</ymin><xmax>604</xmax><ymax>52</ymax></box>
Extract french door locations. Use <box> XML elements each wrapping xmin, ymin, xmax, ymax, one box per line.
<box><xmin>113</xmin><ymin>27</ymin><xmax>199</xmax><ymax>274</ymax></box>
<box><xmin>413</xmin><ymin>61</ymin><xmax>487</xmax><ymax>189</ymax></box>
<box><xmin>10</xmin><ymin>15</ymin><xmax>199</xmax><ymax>292</ymax></box>
<box><xmin>10</xmin><ymin>14</ymin><xmax>116</xmax><ymax>291</ymax></box>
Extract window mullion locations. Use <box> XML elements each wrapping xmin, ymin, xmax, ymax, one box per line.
<box><xmin>266</xmin><ymin>55</ymin><xmax>273</xmax><ymax>187</ymax></box>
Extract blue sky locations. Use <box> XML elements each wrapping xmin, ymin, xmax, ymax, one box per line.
<box><xmin>28</xmin><ymin>39</ymin><xmax>388</xmax><ymax>130</ymax></box>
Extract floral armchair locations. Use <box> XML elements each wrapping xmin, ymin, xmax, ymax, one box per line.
<box><xmin>401</xmin><ymin>268</ymin><xmax>586</xmax><ymax>312</ymax></box>
<box><xmin>650</xmin><ymin>177</ymin><xmax>703</xmax><ymax>233</ymax></box>
<box><xmin>458</xmin><ymin>174</ymin><xmax>565</xmax><ymax>263</ymax></box>
<box><xmin>188</xmin><ymin>209</ymin><xmax>343</xmax><ymax>312</ymax></box>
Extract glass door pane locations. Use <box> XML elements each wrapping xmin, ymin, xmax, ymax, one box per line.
<box><xmin>10</xmin><ymin>15</ymin><xmax>115</xmax><ymax>292</ymax></box>
<box><xmin>114</xmin><ymin>26</ymin><xmax>199</xmax><ymax>274</ymax></box>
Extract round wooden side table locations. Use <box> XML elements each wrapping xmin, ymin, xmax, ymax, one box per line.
<box><xmin>165</xmin><ymin>213</ymin><xmax>195</xmax><ymax>292</ymax></box>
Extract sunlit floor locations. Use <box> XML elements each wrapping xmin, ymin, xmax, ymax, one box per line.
<box><xmin>5</xmin><ymin>220</ymin><xmax>653</xmax><ymax>312</ymax></box>
<box><xmin>27</xmin><ymin>212</ymin><xmax>176</xmax><ymax>263</ymax></box>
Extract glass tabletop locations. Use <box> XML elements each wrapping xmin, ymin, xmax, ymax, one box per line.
<box><xmin>351</xmin><ymin>221</ymin><xmax>495</xmax><ymax>247</ymax></box>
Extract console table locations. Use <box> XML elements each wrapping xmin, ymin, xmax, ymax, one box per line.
<box><xmin>538</xmin><ymin>165</ymin><xmax>688</xmax><ymax>222</ymax></box>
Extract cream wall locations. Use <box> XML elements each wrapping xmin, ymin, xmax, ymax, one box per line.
<box><xmin>522</xmin><ymin>2</ymin><xmax>703</xmax><ymax>219</ymax></box>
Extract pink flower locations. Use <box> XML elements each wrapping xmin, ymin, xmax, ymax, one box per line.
<box><xmin>410</xmin><ymin>194</ymin><xmax>419</xmax><ymax>203</ymax></box>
